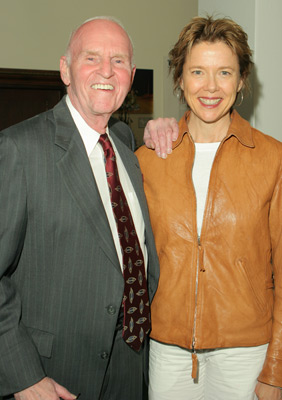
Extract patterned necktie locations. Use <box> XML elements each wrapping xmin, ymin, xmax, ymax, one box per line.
<box><xmin>99</xmin><ymin>133</ymin><xmax>150</xmax><ymax>351</ymax></box>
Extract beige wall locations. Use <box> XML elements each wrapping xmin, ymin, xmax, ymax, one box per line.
<box><xmin>0</xmin><ymin>0</ymin><xmax>197</xmax><ymax>121</ymax></box>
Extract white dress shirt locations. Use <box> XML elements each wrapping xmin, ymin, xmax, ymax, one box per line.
<box><xmin>66</xmin><ymin>96</ymin><xmax>147</xmax><ymax>272</ymax></box>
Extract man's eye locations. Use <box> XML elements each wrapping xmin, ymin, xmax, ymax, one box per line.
<box><xmin>87</xmin><ymin>56</ymin><xmax>99</xmax><ymax>62</ymax></box>
<box><xmin>192</xmin><ymin>70</ymin><xmax>202</xmax><ymax>75</ymax></box>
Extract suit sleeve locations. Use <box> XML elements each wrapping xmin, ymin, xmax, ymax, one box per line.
<box><xmin>0</xmin><ymin>132</ymin><xmax>45</xmax><ymax>396</ymax></box>
<box><xmin>258</xmin><ymin>151</ymin><xmax>282</xmax><ymax>387</ymax></box>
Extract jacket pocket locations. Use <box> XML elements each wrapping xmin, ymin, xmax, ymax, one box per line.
<box><xmin>236</xmin><ymin>257</ymin><xmax>266</xmax><ymax>313</ymax></box>
<box><xmin>26</xmin><ymin>327</ymin><xmax>54</xmax><ymax>359</ymax></box>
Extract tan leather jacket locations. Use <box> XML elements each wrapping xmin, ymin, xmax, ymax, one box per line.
<box><xmin>136</xmin><ymin>110</ymin><xmax>282</xmax><ymax>387</ymax></box>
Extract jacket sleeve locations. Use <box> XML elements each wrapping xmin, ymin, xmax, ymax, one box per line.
<box><xmin>258</xmin><ymin>151</ymin><xmax>282</xmax><ymax>387</ymax></box>
<box><xmin>0</xmin><ymin>132</ymin><xmax>45</xmax><ymax>396</ymax></box>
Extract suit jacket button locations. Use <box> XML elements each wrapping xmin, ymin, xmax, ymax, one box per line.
<box><xmin>107</xmin><ymin>305</ymin><xmax>116</xmax><ymax>315</ymax></box>
<box><xmin>101</xmin><ymin>352</ymin><xmax>109</xmax><ymax>360</ymax></box>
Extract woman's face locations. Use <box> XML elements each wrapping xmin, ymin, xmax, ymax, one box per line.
<box><xmin>180</xmin><ymin>41</ymin><xmax>243</xmax><ymax>127</ymax></box>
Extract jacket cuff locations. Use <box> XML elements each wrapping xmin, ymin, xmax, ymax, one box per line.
<box><xmin>0</xmin><ymin>325</ymin><xmax>46</xmax><ymax>396</ymax></box>
<box><xmin>258</xmin><ymin>356</ymin><xmax>282</xmax><ymax>388</ymax></box>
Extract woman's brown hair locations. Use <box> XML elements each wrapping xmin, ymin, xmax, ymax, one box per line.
<box><xmin>169</xmin><ymin>16</ymin><xmax>253</xmax><ymax>102</ymax></box>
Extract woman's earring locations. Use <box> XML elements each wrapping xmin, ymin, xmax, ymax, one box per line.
<box><xmin>236</xmin><ymin>91</ymin><xmax>244</xmax><ymax>107</ymax></box>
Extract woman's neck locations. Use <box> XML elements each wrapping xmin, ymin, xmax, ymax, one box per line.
<box><xmin>188</xmin><ymin>112</ymin><xmax>231</xmax><ymax>143</ymax></box>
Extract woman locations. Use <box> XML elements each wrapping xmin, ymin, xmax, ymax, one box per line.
<box><xmin>137</xmin><ymin>16</ymin><xmax>282</xmax><ymax>400</ymax></box>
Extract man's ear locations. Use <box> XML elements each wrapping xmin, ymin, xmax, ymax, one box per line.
<box><xmin>130</xmin><ymin>65</ymin><xmax>136</xmax><ymax>87</ymax></box>
<box><xmin>60</xmin><ymin>56</ymin><xmax>70</xmax><ymax>86</ymax></box>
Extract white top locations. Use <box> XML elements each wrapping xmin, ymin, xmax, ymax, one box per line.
<box><xmin>66</xmin><ymin>96</ymin><xmax>147</xmax><ymax>272</ymax></box>
<box><xmin>192</xmin><ymin>142</ymin><xmax>220</xmax><ymax>235</ymax></box>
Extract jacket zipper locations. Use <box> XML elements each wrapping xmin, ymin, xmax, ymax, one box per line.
<box><xmin>189</xmin><ymin>135</ymin><xmax>225</xmax><ymax>379</ymax></box>
<box><xmin>191</xmin><ymin>234</ymin><xmax>201</xmax><ymax>379</ymax></box>
<box><xmin>189</xmin><ymin>134</ymin><xmax>199</xmax><ymax>379</ymax></box>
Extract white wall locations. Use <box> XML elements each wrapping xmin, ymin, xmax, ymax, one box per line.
<box><xmin>198</xmin><ymin>0</ymin><xmax>282</xmax><ymax>141</ymax></box>
<box><xmin>254</xmin><ymin>0</ymin><xmax>282</xmax><ymax>140</ymax></box>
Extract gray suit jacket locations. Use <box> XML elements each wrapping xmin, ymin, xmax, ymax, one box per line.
<box><xmin>0</xmin><ymin>98</ymin><xmax>159</xmax><ymax>398</ymax></box>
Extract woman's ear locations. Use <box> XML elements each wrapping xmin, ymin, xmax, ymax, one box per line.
<box><xmin>238</xmin><ymin>77</ymin><xmax>244</xmax><ymax>93</ymax></box>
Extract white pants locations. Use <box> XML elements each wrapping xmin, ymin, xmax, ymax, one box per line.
<box><xmin>149</xmin><ymin>339</ymin><xmax>268</xmax><ymax>400</ymax></box>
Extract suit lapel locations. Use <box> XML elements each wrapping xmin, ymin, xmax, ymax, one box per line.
<box><xmin>110</xmin><ymin>130</ymin><xmax>151</xmax><ymax>232</ymax></box>
<box><xmin>51</xmin><ymin>99</ymin><xmax>119</xmax><ymax>269</ymax></box>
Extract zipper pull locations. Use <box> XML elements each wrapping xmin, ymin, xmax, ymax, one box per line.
<box><xmin>191</xmin><ymin>352</ymin><xmax>198</xmax><ymax>379</ymax></box>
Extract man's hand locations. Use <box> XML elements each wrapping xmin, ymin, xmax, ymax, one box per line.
<box><xmin>14</xmin><ymin>377</ymin><xmax>77</xmax><ymax>400</ymax></box>
<box><xmin>143</xmin><ymin>117</ymin><xmax>179</xmax><ymax>159</ymax></box>
<box><xmin>255</xmin><ymin>381</ymin><xmax>281</xmax><ymax>399</ymax></box>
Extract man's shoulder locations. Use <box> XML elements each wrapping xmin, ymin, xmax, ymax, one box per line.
<box><xmin>1</xmin><ymin>107</ymin><xmax>55</xmax><ymax>138</ymax></box>
<box><xmin>109</xmin><ymin>117</ymin><xmax>136</xmax><ymax>151</ymax></box>
<box><xmin>0</xmin><ymin>98</ymin><xmax>68</xmax><ymax>140</ymax></box>
<box><xmin>0</xmin><ymin>107</ymin><xmax>59</xmax><ymax>158</ymax></box>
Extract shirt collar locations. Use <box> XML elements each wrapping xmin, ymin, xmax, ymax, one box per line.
<box><xmin>174</xmin><ymin>109</ymin><xmax>255</xmax><ymax>149</ymax></box>
<box><xmin>66</xmin><ymin>95</ymin><xmax>109</xmax><ymax>156</ymax></box>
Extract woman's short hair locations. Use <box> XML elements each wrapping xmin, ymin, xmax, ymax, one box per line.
<box><xmin>169</xmin><ymin>15</ymin><xmax>254</xmax><ymax>102</ymax></box>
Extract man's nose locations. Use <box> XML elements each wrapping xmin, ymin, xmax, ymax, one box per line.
<box><xmin>98</xmin><ymin>59</ymin><xmax>114</xmax><ymax>78</ymax></box>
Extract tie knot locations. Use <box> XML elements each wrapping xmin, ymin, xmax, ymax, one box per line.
<box><xmin>99</xmin><ymin>133</ymin><xmax>114</xmax><ymax>157</ymax></box>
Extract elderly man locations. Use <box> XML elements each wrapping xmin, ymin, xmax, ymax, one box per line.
<box><xmin>0</xmin><ymin>17</ymin><xmax>159</xmax><ymax>400</ymax></box>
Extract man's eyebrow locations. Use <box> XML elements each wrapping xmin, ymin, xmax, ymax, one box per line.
<box><xmin>84</xmin><ymin>50</ymin><xmax>100</xmax><ymax>56</ymax></box>
<box><xmin>82</xmin><ymin>50</ymin><xmax>129</xmax><ymax>59</ymax></box>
